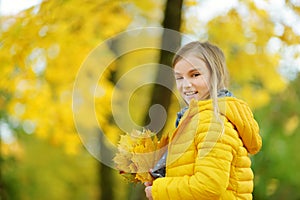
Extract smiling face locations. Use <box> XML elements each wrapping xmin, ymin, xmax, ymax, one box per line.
<box><xmin>174</xmin><ymin>55</ymin><xmax>211</xmax><ymax>104</ymax></box>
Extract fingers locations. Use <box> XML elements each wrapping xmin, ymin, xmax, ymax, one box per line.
<box><xmin>144</xmin><ymin>186</ymin><xmax>153</xmax><ymax>200</ymax></box>
<box><xmin>144</xmin><ymin>181</ymin><xmax>153</xmax><ymax>187</ymax></box>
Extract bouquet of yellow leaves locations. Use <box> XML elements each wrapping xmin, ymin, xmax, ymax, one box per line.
<box><xmin>113</xmin><ymin>129</ymin><xmax>168</xmax><ymax>183</ymax></box>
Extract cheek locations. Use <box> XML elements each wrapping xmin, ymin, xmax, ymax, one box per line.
<box><xmin>199</xmin><ymin>76</ymin><xmax>210</xmax><ymax>87</ymax></box>
<box><xmin>175</xmin><ymin>81</ymin><xmax>182</xmax><ymax>91</ymax></box>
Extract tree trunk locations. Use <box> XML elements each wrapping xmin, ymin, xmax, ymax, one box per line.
<box><xmin>129</xmin><ymin>0</ymin><xmax>183</xmax><ymax>199</ymax></box>
<box><xmin>98</xmin><ymin>129</ymin><xmax>115</xmax><ymax>200</ymax></box>
<box><xmin>143</xmin><ymin>0</ymin><xmax>183</xmax><ymax>136</ymax></box>
<box><xmin>106</xmin><ymin>0</ymin><xmax>184</xmax><ymax>199</ymax></box>
<box><xmin>99</xmin><ymin>163</ymin><xmax>114</xmax><ymax>200</ymax></box>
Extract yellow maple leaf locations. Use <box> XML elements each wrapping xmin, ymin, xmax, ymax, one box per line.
<box><xmin>113</xmin><ymin>129</ymin><xmax>168</xmax><ymax>183</ymax></box>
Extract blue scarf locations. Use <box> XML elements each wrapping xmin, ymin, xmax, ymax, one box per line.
<box><xmin>175</xmin><ymin>89</ymin><xmax>233</xmax><ymax>127</ymax></box>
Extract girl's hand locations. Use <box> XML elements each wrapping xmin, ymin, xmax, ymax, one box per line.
<box><xmin>144</xmin><ymin>181</ymin><xmax>152</xmax><ymax>187</ymax></box>
<box><xmin>144</xmin><ymin>182</ymin><xmax>153</xmax><ymax>199</ymax></box>
<box><xmin>144</xmin><ymin>186</ymin><xmax>153</xmax><ymax>200</ymax></box>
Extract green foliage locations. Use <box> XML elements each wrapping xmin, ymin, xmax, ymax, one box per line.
<box><xmin>253</xmin><ymin>75</ymin><xmax>300</xmax><ymax>200</ymax></box>
<box><xmin>1</xmin><ymin>133</ymin><xmax>100</xmax><ymax>200</ymax></box>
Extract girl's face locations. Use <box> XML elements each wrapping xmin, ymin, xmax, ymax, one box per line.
<box><xmin>174</xmin><ymin>55</ymin><xmax>211</xmax><ymax>104</ymax></box>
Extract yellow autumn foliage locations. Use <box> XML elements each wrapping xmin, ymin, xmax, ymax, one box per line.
<box><xmin>114</xmin><ymin>129</ymin><xmax>168</xmax><ymax>183</ymax></box>
<box><xmin>281</xmin><ymin>26</ymin><xmax>300</xmax><ymax>45</ymax></box>
<box><xmin>181</xmin><ymin>1</ymin><xmax>300</xmax><ymax>110</ymax></box>
<box><xmin>1</xmin><ymin>0</ymin><xmax>299</xmax><ymax>161</ymax></box>
<box><xmin>0</xmin><ymin>0</ymin><xmax>132</xmax><ymax>155</ymax></box>
<box><xmin>284</xmin><ymin>115</ymin><xmax>299</xmax><ymax>136</ymax></box>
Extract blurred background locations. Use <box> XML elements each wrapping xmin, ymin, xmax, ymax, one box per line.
<box><xmin>1</xmin><ymin>0</ymin><xmax>300</xmax><ymax>199</ymax></box>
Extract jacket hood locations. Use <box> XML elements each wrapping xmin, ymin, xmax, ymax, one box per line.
<box><xmin>193</xmin><ymin>97</ymin><xmax>262</xmax><ymax>155</ymax></box>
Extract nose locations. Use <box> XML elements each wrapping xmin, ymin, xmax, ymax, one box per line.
<box><xmin>182</xmin><ymin>78</ymin><xmax>192</xmax><ymax>88</ymax></box>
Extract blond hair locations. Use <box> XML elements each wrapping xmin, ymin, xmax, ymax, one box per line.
<box><xmin>172</xmin><ymin>41</ymin><xmax>229</xmax><ymax>118</ymax></box>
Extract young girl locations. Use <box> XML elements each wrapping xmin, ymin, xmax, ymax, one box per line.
<box><xmin>144</xmin><ymin>41</ymin><xmax>262</xmax><ymax>200</ymax></box>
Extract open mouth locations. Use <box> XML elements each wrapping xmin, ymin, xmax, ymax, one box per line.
<box><xmin>184</xmin><ymin>91</ymin><xmax>198</xmax><ymax>96</ymax></box>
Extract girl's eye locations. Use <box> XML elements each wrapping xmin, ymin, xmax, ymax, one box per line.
<box><xmin>175</xmin><ymin>76</ymin><xmax>183</xmax><ymax>80</ymax></box>
<box><xmin>192</xmin><ymin>73</ymin><xmax>201</xmax><ymax>77</ymax></box>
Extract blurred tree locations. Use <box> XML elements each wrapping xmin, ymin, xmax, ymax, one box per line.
<box><xmin>0</xmin><ymin>0</ymin><xmax>131</xmax><ymax>153</ymax></box>
<box><xmin>106</xmin><ymin>0</ymin><xmax>184</xmax><ymax>199</ymax></box>
<box><xmin>117</xmin><ymin>0</ymin><xmax>183</xmax><ymax>199</ymax></box>
<box><xmin>142</xmin><ymin>0</ymin><xmax>183</xmax><ymax>135</ymax></box>
<box><xmin>0</xmin><ymin>0</ymin><xmax>131</xmax><ymax>199</ymax></box>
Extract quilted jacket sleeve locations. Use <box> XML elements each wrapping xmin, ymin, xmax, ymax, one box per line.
<box><xmin>151</xmin><ymin>115</ymin><xmax>234</xmax><ymax>200</ymax></box>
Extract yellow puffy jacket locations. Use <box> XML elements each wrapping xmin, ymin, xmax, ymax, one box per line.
<box><xmin>152</xmin><ymin>97</ymin><xmax>262</xmax><ymax>200</ymax></box>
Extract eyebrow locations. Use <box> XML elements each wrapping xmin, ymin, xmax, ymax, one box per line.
<box><xmin>174</xmin><ymin>68</ymin><xmax>202</xmax><ymax>75</ymax></box>
<box><xmin>190</xmin><ymin>68</ymin><xmax>202</xmax><ymax>72</ymax></box>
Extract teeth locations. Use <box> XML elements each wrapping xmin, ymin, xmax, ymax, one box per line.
<box><xmin>185</xmin><ymin>91</ymin><xmax>197</xmax><ymax>96</ymax></box>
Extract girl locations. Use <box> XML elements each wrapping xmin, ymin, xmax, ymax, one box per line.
<box><xmin>144</xmin><ymin>41</ymin><xmax>262</xmax><ymax>200</ymax></box>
